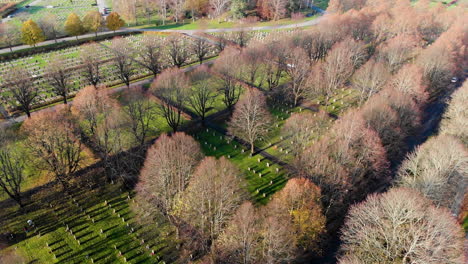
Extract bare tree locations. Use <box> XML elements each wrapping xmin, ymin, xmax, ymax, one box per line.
<box><xmin>191</xmin><ymin>36</ymin><xmax>211</xmax><ymax>64</ymax></box>
<box><xmin>38</xmin><ymin>15</ymin><xmax>61</xmax><ymax>43</ymax></box>
<box><xmin>0</xmin><ymin>146</ymin><xmax>25</xmax><ymax>207</ymax></box>
<box><xmin>210</xmin><ymin>0</ymin><xmax>232</xmax><ymax>20</ymax></box>
<box><xmin>174</xmin><ymin>156</ymin><xmax>245</xmax><ymax>254</ymax></box>
<box><xmin>3</xmin><ymin>67</ymin><xmax>38</xmax><ymax>118</ymax></box>
<box><xmin>167</xmin><ymin>36</ymin><xmax>190</xmax><ymax>68</ymax></box>
<box><xmin>351</xmin><ymin>59</ymin><xmax>390</xmax><ymax>105</ymax></box>
<box><xmin>387</xmin><ymin>63</ymin><xmax>428</xmax><ymax>105</ymax></box>
<box><xmin>214</xmin><ymin>32</ymin><xmax>229</xmax><ymax>52</ymax></box>
<box><xmin>139</xmin><ymin>35</ymin><xmax>163</xmax><ymax>77</ymax></box>
<box><xmin>281</xmin><ymin>111</ymin><xmax>330</xmax><ymax>156</ymax></box>
<box><xmin>137</xmin><ymin>132</ymin><xmax>203</xmax><ymax>223</ymax></box>
<box><xmin>110</xmin><ymin>37</ymin><xmax>135</xmax><ymax>88</ymax></box>
<box><xmin>262</xmin><ymin>39</ymin><xmax>288</xmax><ymax>90</ymax></box>
<box><xmin>239</xmin><ymin>43</ymin><xmax>266</xmax><ymax>86</ymax></box>
<box><xmin>285</xmin><ymin>47</ymin><xmax>311</xmax><ymax>106</ymax></box>
<box><xmin>213</xmin><ymin>47</ymin><xmax>243</xmax><ymax>111</ymax></box>
<box><xmin>296</xmin><ymin>28</ymin><xmax>335</xmax><ymax>64</ymax></box>
<box><xmin>380</xmin><ymin>87</ymin><xmax>421</xmax><ymax>137</ymax></box>
<box><xmin>0</xmin><ymin>23</ymin><xmax>20</xmax><ymax>51</ymax></box>
<box><xmin>440</xmin><ymin>80</ymin><xmax>468</xmax><ymax>145</ymax></box>
<box><xmin>170</xmin><ymin>0</ymin><xmax>186</xmax><ymax>23</ymax></box>
<box><xmin>72</xmin><ymin>86</ymin><xmax>112</xmax><ymax>137</ymax></box>
<box><xmin>22</xmin><ymin>107</ymin><xmax>83</xmax><ymax>189</ymax></box>
<box><xmin>151</xmin><ymin>68</ymin><xmax>189</xmax><ymax>132</ymax></box>
<box><xmin>80</xmin><ymin>43</ymin><xmax>102</xmax><ymax>87</ymax></box>
<box><xmin>188</xmin><ymin>66</ymin><xmax>216</xmax><ymax>123</ymax></box>
<box><xmin>157</xmin><ymin>0</ymin><xmax>168</xmax><ymax>25</ymax></box>
<box><xmin>339</xmin><ymin>188</ymin><xmax>465</xmax><ymax>264</ymax></box>
<box><xmin>295</xmin><ymin>110</ymin><xmax>389</xmax><ymax>216</ymax></box>
<box><xmin>417</xmin><ymin>41</ymin><xmax>453</xmax><ymax>93</ymax></box>
<box><xmin>396</xmin><ymin>135</ymin><xmax>468</xmax><ymax>211</ymax></box>
<box><xmin>320</xmin><ymin>38</ymin><xmax>367</xmax><ymax>95</ymax></box>
<box><xmin>95</xmin><ymin>100</ymin><xmax>127</xmax><ymax>182</ymax></box>
<box><xmin>377</xmin><ymin>34</ymin><xmax>421</xmax><ymax>73</ymax></box>
<box><xmin>232</xmin><ymin>28</ymin><xmax>252</xmax><ymax>48</ymax></box>
<box><xmin>216</xmin><ymin>202</ymin><xmax>260</xmax><ymax>264</ymax></box>
<box><xmin>259</xmin><ymin>204</ymin><xmax>296</xmax><ymax>263</ymax></box>
<box><xmin>121</xmin><ymin>87</ymin><xmax>157</xmax><ymax>146</ymax></box>
<box><xmin>228</xmin><ymin>89</ymin><xmax>272</xmax><ymax>153</ymax></box>
<box><xmin>45</xmin><ymin>55</ymin><xmax>71</xmax><ymax>104</ymax></box>
<box><xmin>267</xmin><ymin>0</ymin><xmax>287</xmax><ymax>21</ymax></box>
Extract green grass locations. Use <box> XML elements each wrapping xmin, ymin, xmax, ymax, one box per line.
<box><xmin>1</xmin><ymin>182</ymin><xmax>172</xmax><ymax>263</ymax></box>
<box><xmin>192</xmin><ymin>127</ymin><xmax>288</xmax><ymax>205</ymax></box>
<box><xmin>135</xmin><ymin>14</ymin><xmax>320</xmax><ymax>31</ymax></box>
<box><xmin>463</xmin><ymin>214</ymin><xmax>468</xmax><ymax>231</ymax></box>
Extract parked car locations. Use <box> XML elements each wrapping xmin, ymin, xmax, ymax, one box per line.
<box><xmin>451</xmin><ymin>77</ymin><xmax>458</xmax><ymax>83</ymax></box>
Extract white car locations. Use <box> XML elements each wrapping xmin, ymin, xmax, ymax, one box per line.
<box><xmin>451</xmin><ymin>77</ymin><xmax>458</xmax><ymax>83</ymax></box>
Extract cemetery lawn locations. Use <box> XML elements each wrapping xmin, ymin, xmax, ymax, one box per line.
<box><xmin>192</xmin><ymin>126</ymin><xmax>288</xmax><ymax>205</ymax></box>
<box><xmin>137</xmin><ymin>14</ymin><xmax>320</xmax><ymax>31</ymax></box>
<box><xmin>0</xmin><ymin>181</ymin><xmax>174</xmax><ymax>263</ymax></box>
<box><xmin>9</xmin><ymin>0</ymin><xmax>99</xmax><ymax>25</ymax></box>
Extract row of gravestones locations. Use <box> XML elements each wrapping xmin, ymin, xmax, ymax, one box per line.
<box><xmin>197</xmin><ymin>128</ymin><xmax>283</xmax><ymax>199</ymax></box>
<box><xmin>46</xmin><ymin>187</ymin><xmax>163</xmax><ymax>263</ymax></box>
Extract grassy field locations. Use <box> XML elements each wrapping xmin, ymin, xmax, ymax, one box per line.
<box><xmin>192</xmin><ymin>127</ymin><xmax>288</xmax><ymax>205</ymax></box>
<box><xmin>0</xmin><ymin>179</ymin><xmax>174</xmax><ymax>263</ymax></box>
<box><xmin>136</xmin><ymin>14</ymin><xmax>320</xmax><ymax>31</ymax></box>
<box><xmin>8</xmin><ymin>0</ymin><xmax>98</xmax><ymax>25</ymax></box>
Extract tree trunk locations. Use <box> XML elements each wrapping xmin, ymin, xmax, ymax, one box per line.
<box><xmin>15</xmin><ymin>197</ymin><xmax>23</xmax><ymax>208</ymax></box>
<box><xmin>63</xmin><ymin>96</ymin><xmax>68</xmax><ymax>105</ymax></box>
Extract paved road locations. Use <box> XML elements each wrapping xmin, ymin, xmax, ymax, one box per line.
<box><xmin>0</xmin><ymin>5</ymin><xmax>326</xmax><ymax>55</ymax></box>
<box><xmin>96</xmin><ymin>0</ymin><xmax>109</xmax><ymax>15</ymax></box>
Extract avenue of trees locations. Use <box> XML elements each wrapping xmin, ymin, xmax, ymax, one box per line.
<box><xmin>113</xmin><ymin>0</ymin><xmax>320</xmax><ymax>25</ymax></box>
<box><xmin>0</xmin><ymin>11</ymin><xmax>126</xmax><ymax>48</ymax></box>
<box><xmin>0</xmin><ymin>1</ymin><xmax>466</xmax><ymax>263</ymax></box>
<box><xmin>136</xmin><ymin>136</ymin><xmax>327</xmax><ymax>262</ymax></box>
<box><xmin>1</xmin><ymin>34</ymin><xmax>217</xmax><ymax>118</ymax></box>
<box><xmin>130</xmin><ymin>0</ymin><xmax>466</xmax><ymax>261</ymax></box>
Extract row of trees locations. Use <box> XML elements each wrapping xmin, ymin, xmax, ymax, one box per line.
<box><xmin>337</xmin><ymin>82</ymin><xmax>467</xmax><ymax>263</ymax></box>
<box><xmin>135</xmin><ymin>131</ymin><xmax>326</xmax><ymax>262</ymax></box>
<box><xmin>320</xmin><ymin>1</ymin><xmax>468</xmax><ymax>263</ymax></box>
<box><xmin>0</xmin><ymin>11</ymin><xmax>125</xmax><ymax>50</ymax></box>
<box><xmin>113</xmin><ymin>0</ymin><xmax>316</xmax><ymax>25</ymax></box>
<box><xmin>209</xmin><ymin>0</ymin><xmax>464</xmax><ymax>109</ymax></box>
<box><xmin>1</xmin><ymin>34</ymin><xmax>215</xmax><ymax>117</ymax></box>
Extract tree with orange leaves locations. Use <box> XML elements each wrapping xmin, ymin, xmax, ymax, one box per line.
<box><xmin>267</xmin><ymin>178</ymin><xmax>326</xmax><ymax>253</ymax></box>
<box><xmin>22</xmin><ymin>106</ymin><xmax>83</xmax><ymax>189</ymax></box>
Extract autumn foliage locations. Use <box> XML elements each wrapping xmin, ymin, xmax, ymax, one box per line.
<box><xmin>339</xmin><ymin>188</ymin><xmax>465</xmax><ymax>264</ymax></box>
